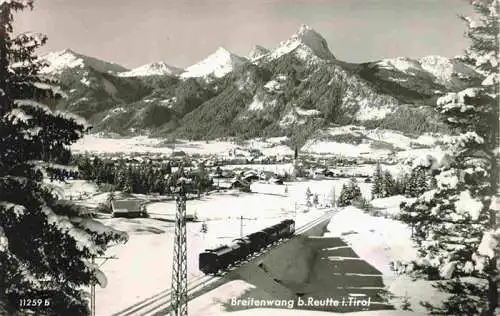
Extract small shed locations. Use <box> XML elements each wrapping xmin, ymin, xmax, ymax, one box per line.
<box><xmin>111</xmin><ymin>199</ymin><xmax>146</xmax><ymax>218</ymax></box>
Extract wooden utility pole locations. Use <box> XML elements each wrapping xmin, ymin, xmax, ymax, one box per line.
<box><xmin>91</xmin><ymin>256</ymin><xmax>95</xmax><ymax>316</ymax></box>
<box><xmin>240</xmin><ymin>216</ymin><xmax>244</xmax><ymax>237</ymax></box>
<box><xmin>239</xmin><ymin>216</ymin><xmax>253</xmax><ymax>237</ymax></box>
<box><xmin>90</xmin><ymin>255</ymin><xmax>117</xmax><ymax>316</ymax></box>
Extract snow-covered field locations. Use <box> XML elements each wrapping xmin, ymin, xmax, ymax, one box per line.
<box><xmin>146</xmin><ymin>179</ymin><xmax>371</xmax><ymax>223</ymax></box>
<box><xmin>71</xmin><ymin>135</ymin><xmax>293</xmax><ymax>157</ymax></box>
<box><xmin>71</xmin><ymin>129</ymin><xmax>443</xmax><ymax>163</ymax></box>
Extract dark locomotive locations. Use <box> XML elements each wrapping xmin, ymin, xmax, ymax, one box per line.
<box><xmin>198</xmin><ymin>219</ymin><xmax>295</xmax><ymax>275</ymax></box>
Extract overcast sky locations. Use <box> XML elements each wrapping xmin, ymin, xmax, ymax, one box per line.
<box><xmin>15</xmin><ymin>0</ymin><xmax>472</xmax><ymax>69</ymax></box>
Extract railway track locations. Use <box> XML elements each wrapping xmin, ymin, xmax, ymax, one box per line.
<box><xmin>111</xmin><ymin>209</ymin><xmax>338</xmax><ymax>316</ymax></box>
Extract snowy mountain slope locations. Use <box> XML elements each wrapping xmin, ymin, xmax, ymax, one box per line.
<box><xmin>418</xmin><ymin>55</ymin><xmax>480</xmax><ymax>87</ymax></box>
<box><xmin>374</xmin><ymin>56</ymin><xmax>482</xmax><ymax>90</ymax></box>
<box><xmin>267</xmin><ymin>24</ymin><xmax>335</xmax><ymax>62</ymax></box>
<box><xmin>180</xmin><ymin>47</ymin><xmax>247</xmax><ymax>79</ymax></box>
<box><xmin>39</xmin><ymin>49</ymin><xmax>128</xmax><ymax>74</ymax></box>
<box><xmin>118</xmin><ymin>62</ymin><xmax>183</xmax><ymax>77</ymax></box>
<box><xmin>301</xmin><ymin>125</ymin><xmax>443</xmax><ymax>158</ymax></box>
<box><xmin>175</xmin><ymin>47</ymin><xmax>405</xmax><ymax>139</ymax></box>
<box><xmin>248</xmin><ymin>45</ymin><xmax>270</xmax><ymax>61</ymax></box>
<box><xmin>355</xmin><ymin>56</ymin><xmax>483</xmax><ymax>105</ymax></box>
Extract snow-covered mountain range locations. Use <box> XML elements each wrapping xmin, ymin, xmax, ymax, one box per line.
<box><xmin>38</xmin><ymin>24</ymin><xmax>482</xmax><ymax>139</ymax></box>
<box><xmin>118</xmin><ymin>62</ymin><xmax>183</xmax><ymax>77</ymax></box>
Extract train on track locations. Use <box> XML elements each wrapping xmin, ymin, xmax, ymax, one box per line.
<box><xmin>199</xmin><ymin>219</ymin><xmax>296</xmax><ymax>275</ymax></box>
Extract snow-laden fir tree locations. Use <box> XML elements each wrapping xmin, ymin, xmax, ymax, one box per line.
<box><xmin>372</xmin><ymin>164</ymin><xmax>399</xmax><ymax>198</ymax></box>
<box><xmin>405</xmin><ymin>166</ymin><xmax>429</xmax><ymax>198</ymax></box>
<box><xmin>383</xmin><ymin>170</ymin><xmax>396</xmax><ymax>197</ymax></box>
<box><xmin>305</xmin><ymin>186</ymin><xmax>312</xmax><ymax>207</ymax></box>
<box><xmin>329</xmin><ymin>185</ymin><xmax>336</xmax><ymax>207</ymax></box>
<box><xmin>312</xmin><ymin>193</ymin><xmax>319</xmax><ymax>207</ymax></box>
<box><xmin>0</xmin><ymin>1</ymin><xmax>128</xmax><ymax>315</ymax></box>
<box><xmin>395</xmin><ymin>172</ymin><xmax>410</xmax><ymax>196</ymax></box>
<box><xmin>337</xmin><ymin>178</ymin><xmax>362</xmax><ymax>207</ymax></box>
<box><xmin>200</xmin><ymin>222</ymin><xmax>208</xmax><ymax>234</ymax></box>
<box><xmin>372</xmin><ymin>163</ymin><xmax>384</xmax><ymax>199</ymax></box>
<box><xmin>396</xmin><ymin>1</ymin><xmax>499</xmax><ymax>314</ymax></box>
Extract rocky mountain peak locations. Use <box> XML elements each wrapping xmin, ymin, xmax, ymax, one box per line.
<box><xmin>270</xmin><ymin>24</ymin><xmax>335</xmax><ymax>61</ymax></box>
<box><xmin>40</xmin><ymin>49</ymin><xmax>128</xmax><ymax>74</ymax></box>
<box><xmin>180</xmin><ymin>46</ymin><xmax>246</xmax><ymax>79</ymax></box>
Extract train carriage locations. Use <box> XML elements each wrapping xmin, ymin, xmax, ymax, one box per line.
<box><xmin>228</xmin><ymin>241</ymin><xmax>246</xmax><ymax>263</ymax></box>
<box><xmin>199</xmin><ymin>245</ymin><xmax>234</xmax><ymax>274</ymax></box>
<box><xmin>246</xmin><ymin>231</ymin><xmax>268</xmax><ymax>252</ymax></box>
<box><xmin>274</xmin><ymin>222</ymin><xmax>290</xmax><ymax>240</ymax></box>
<box><xmin>280</xmin><ymin>219</ymin><xmax>296</xmax><ymax>237</ymax></box>
<box><xmin>232</xmin><ymin>237</ymin><xmax>252</xmax><ymax>259</ymax></box>
<box><xmin>262</xmin><ymin>226</ymin><xmax>279</xmax><ymax>244</ymax></box>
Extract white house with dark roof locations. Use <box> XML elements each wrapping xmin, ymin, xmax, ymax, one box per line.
<box><xmin>111</xmin><ymin>199</ymin><xmax>146</xmax><ymax>218</ymax></box>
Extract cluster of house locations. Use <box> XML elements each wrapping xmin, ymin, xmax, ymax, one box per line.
<box><xmin>209</xmin><ymin>168</ymin><xmax>285</xmax><ymax>189</ymax></box>
<box><xmin>90</xmin><ymin>147</ymin><xmax>293</xmax><ymax>168</ymax></box>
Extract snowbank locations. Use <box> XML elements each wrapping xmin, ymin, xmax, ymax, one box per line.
<box><xmin>325</xmin><ymin>207</ymin><xmax>417</xmax><ymax>276</ymax></box>
<box><xmin>369</xmin><ymin>195</ymin><xmax>416</xmax><ymax>218</ymax></box>
<box><xmin>370</xmin><ymin>196</ymin><xmax>407</xmax><ymax>209</ymax></box>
